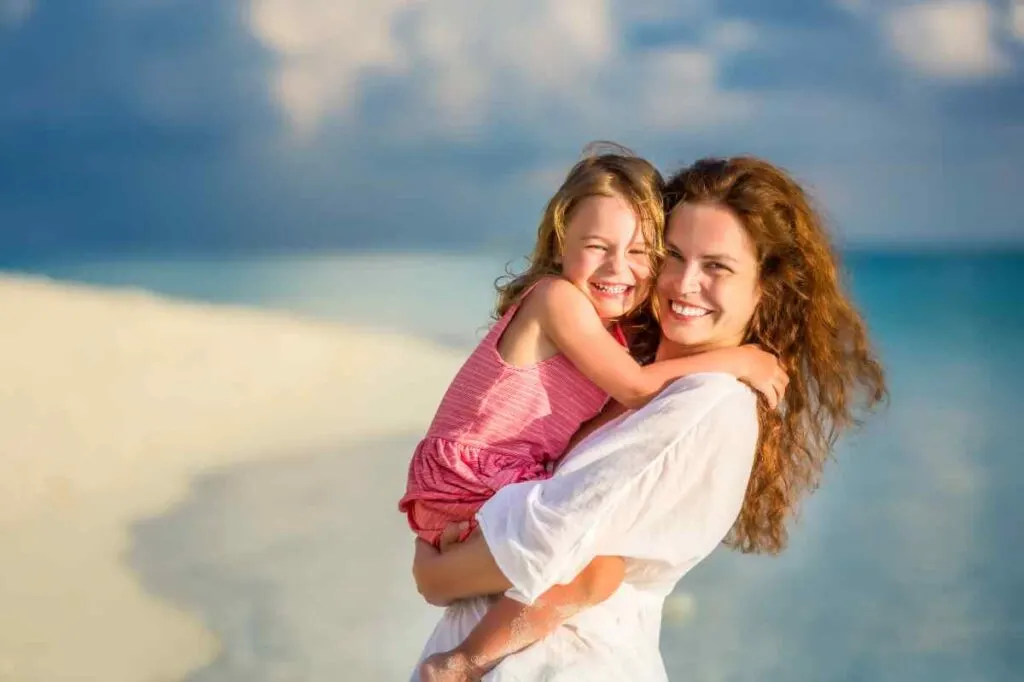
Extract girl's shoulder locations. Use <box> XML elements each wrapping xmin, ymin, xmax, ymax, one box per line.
<box><xmin>518</xmin><ymin>275</ymin><xmax>571</xmax><ymax>304</ymax></box>
<box><xmin>519</xmin><ymin>276</ymin><xmax>596</xmax><ymax>320</ymax></box>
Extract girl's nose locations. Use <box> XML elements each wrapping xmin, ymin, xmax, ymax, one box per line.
<box><xmin>606</xmin><ymin>250</ymin><xmax>629</xmax><ymax>277</ymax></box>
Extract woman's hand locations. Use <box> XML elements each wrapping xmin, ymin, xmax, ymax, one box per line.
<box><xmin>413</xmin><ymin>525</ymin><xmax>512</xmax><ymax>606</ymax></box>
<box><xmin>413</xmin><ymin>540</ymin><xmax>452</xmax><ymax>607</ymax></box>
<box><xmin>737</xmin><ymin>344</ymin><xmax>789</xmax><ymax>409</ymax></box>
<box><xmin>438</xmin><ymin>522</ymin><xmax>471</xmax><ymax>553</ymax></box>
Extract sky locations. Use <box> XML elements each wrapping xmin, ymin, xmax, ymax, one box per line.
<box><xmin>0</xmin><ymin>0</ymin><xmax>1022</xmax><ymax>256</ymax></box>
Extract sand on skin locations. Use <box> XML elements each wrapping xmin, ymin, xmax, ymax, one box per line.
<box><xmin>0</xmin><ymin>274</ymin><xmax>462</xmax><ymax>681</ymax></box>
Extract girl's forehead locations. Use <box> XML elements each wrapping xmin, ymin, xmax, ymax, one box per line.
<box><xmin>566</xmin><ymin>196</ymin><xmax>639</xmax><ymax>233</ymax></box>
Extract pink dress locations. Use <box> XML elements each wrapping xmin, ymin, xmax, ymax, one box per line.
<box><xmin>399</xmin><ymin>284</ymin><xmax>627</xmax><ymax>546</ymax></box>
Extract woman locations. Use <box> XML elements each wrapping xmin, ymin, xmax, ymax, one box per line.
<box><xmin>412</xmin><ymin>156</ymin><xmax>887</xmax><ymax>681</ymax></box>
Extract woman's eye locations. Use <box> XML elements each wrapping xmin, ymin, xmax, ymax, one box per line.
<box><xmin>586</xmin><ymin>244</ymin><xmax>607</xmax><ymax>251</ymax></box>
<box><xmin>707</xmin><ymin>262</ymin><xmax>731</xmax><ymax>273</ymax></box>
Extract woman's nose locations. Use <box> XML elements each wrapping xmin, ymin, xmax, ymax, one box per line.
<box><xmin>671</xmin><ymin>264</ymin><xmax>701</xmax><ymax>295</ymax></box>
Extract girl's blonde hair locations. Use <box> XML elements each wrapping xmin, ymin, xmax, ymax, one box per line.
<box><xmin>495</xmin><ymin>142</ymin><xmax>665</xmax><ymax>320</ymax></box>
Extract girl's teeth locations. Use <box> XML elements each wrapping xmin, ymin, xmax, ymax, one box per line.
<box><xmin>670</xmin><ymin>302</ymin><xmax>710</xmax><ymax>317</ymax></box>
<box><xmin>594</xmin><ymin>284</ymin><xmax>627</xmax><ymax>294</ymax></box>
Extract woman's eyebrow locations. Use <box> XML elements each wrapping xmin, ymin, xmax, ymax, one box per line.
<box><xmin>701</xmin><ymin>253</ymin><xmax>739</xmax><ymax>264</ymax></box>
<box><xmin>663</xmin><ymin>243</ymin><xmax>737</xmax><ymax>264</ymax></box>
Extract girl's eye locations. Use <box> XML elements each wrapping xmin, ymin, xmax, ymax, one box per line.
<box><xmin>628</xmin><ymin>248</ymin><xmax>648</xmax><ymax>257</ymax></box>
<box><xmin>707</xmin><ymin>261</ymin><xmax>731</xmax><ymax>273</ymax></box>
<box><xmin>666</xmin><ymin>250</ymin><xmax>682</xmax><ymax>261</ymax></box>
<box><xmin>586</xmin><ymin>244</ymin><xmax>607</xmax><ymax>251</ymax></box>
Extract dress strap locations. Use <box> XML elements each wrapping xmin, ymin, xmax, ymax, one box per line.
<box><xmin>610</xmin><ymin>322</ymin><xmax>628</xmax><ymax>347</ymax></box>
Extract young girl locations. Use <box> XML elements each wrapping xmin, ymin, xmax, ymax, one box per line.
<box><xmin>402</xmin><ymin>147</ymin><xmax>785</xmax><ymax>678</ymax></box>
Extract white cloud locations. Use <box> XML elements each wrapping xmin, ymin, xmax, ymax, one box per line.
<box><xmin>884</xmin><ymin>0</ymin><xmax>1010</xmax><ymax>79</ymax></box>
<box><xmin>635</xmin><ymin>47</ymin><xmax>754</xmax><ymax>131</ymax></box>
<box><xmin>246</xmin><ymin>0</ymin><xmax>753</xmax><ymax>141</ymax></box>
<box><xmin>246</xmin><ymin>0</ymin><xmax>417</xmax><ymax>138</ymax></box>
<box><xmin>1013</xmin><ymin>1</ymin><xmax>1024</xmax><ymax>42</ymax></box>
<box><xmin>403</xmin><ymin>0</ymin><xmax>616</xmax><ymax>135</ymax></box>
<box><xmin>0</xmin><ymin>0</ymin><xmax>35</xmax><ymax>28</ymax></box>
<box><xmin>708</xmin><ymin>19</ymin><xmax>758</xmax><ymax>54</ymax></box>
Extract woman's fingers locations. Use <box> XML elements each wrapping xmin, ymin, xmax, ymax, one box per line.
<box><xmin>772</xmin><ymin>372</ymin><xmax>788</xmax><ymax>411</ymax></box>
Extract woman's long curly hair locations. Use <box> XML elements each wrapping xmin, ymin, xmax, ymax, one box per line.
<box><xmin>494</xmin><ymin>142</ymin><xmax>665</xmax><ymax>322</ymax></box>
<box><xmin>663</xmin><ymin>157</ymin><xmax>887</xmax><ymax>554</ymax></box>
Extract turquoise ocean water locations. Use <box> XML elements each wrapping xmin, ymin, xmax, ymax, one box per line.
<box><xmin>5</xmin><ymin>251</ymin><xmax>1023</xmax><ymax>681</ymax></box>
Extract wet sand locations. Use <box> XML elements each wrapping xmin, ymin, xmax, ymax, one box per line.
<box><xmin>129</xmin><ymin>436</ymin><xmax>439</xmax><ymax>681</ymax></box>
<box><xmin>0</xmin><ymin>275</ymin><xmax>461</xmax><ymax>681</ymax></box>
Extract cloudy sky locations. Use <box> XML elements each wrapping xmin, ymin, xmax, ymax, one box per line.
<box><xmin>1</xmin><ymin>0</ymin><xmax>1022</xmax><ymax>256</ymax></box>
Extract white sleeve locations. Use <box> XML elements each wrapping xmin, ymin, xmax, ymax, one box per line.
<box><xmin>476</xmin><ymin>373</ymin><xmax>758</xmax><ymax>604</ymax></box>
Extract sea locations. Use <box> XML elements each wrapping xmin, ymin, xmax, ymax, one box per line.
<box><xmin>4</xmin><ymin>250</ymin><xmax>1023</xmax><ymax>681</ymax></box>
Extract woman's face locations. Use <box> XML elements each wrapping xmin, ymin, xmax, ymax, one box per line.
<box><xmin>656</xmin><ymin>202</ymin><xmax>762</xmax><ymax>357</ymax></box>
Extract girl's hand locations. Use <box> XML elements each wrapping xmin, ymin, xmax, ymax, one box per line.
<box><xmin>419</xmin><ymin>650</ymin><xmax>483</xmax><ymax>682</ymax></box>
<box><xmin>737</xmin><ymin>345</ymin><xmax>789</xmax><ymax>409</ymax></box>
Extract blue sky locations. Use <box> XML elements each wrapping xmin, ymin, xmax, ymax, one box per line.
<box><xmin>1</xmin><ymin>0</ymin><xmax>1022</xmax><ymax>255</ymax></box>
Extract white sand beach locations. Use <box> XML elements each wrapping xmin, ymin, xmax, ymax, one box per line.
<box><xmin>0</xmin><ymin>274</ymin><xmax>463</xmax><ymax>681</ymax></box>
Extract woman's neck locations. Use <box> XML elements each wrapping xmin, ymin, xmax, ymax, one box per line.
<box><xmin>654</xmin><ymin>335</ymin><xmax>743</xmax><ymax>362</ymax></box>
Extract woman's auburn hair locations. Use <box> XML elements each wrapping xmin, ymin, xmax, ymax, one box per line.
<box><xmin>663</xmin><ymin>156</ymin><xmax>887</xmax><ymax>555</ymax></box>
<box><xmin>494</xmin><ymin>142</ymin><xmax>665</xmax><ymax>320</ymax></box>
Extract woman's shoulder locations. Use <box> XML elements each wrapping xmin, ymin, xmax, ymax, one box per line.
<box><xmin>659</xmin><ymin>371</ymin><xmax>757</xmax><ymax>410</ymax></box>
<box><xmin>643</xmin><ymin>371</ymin><xmax>759</xmax><ymax>441</ymax></box>
<box><xmin>663</xmin><ymin>370</ymin><xmax>750</xmax><ymax>392</ymax></box>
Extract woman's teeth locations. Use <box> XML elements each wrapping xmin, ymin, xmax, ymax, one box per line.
<box><xmin>670</xmin><ymin>302</ymin><xmax>710</xmax><ymax>318</ymax></box>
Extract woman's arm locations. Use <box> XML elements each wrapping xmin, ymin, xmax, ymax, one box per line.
<box><xmin>413</xmin><ymin>527</ymin><xmax>624</xmax><ymax>605</ymax></box>
<box><xmin>413</xmin><ymin>534</ymin><xmax>509</xmax><ymax>606</ymax></box>
<box><xmin>458</xmin><ymin>556</ymin><xmax>624</xmax><ymax>670</ymax></box>
<box><xmin>420</xmin><ymin>556</ymin><xmax>625</xmax><ymax>679</ymax></box>
<box><xmin>476</xmin><ymin>374</ymin><xmax>757</xmax><ymax>605</ymax></box>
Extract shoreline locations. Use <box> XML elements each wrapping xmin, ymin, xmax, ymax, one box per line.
<box><xmin>0</xmin><ymin>274</ymin><xmax>462</xmax><ymax>681</ymax></box>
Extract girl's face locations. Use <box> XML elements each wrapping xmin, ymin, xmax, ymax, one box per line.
<box><xmin>559</xmin><ymin>194</ymin><xmax>653</xmax><ymax>322</ymax></box>
<box><xmin>656</xmin><ymin>202</ymin><xmax>762</xmax><ymax>357</ymax></box>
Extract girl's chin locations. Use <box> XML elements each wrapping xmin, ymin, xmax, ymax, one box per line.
<box><xmin>595</xmin><ymin>299</ymin><xmax>637</xmax><ymax>317</ymax></box>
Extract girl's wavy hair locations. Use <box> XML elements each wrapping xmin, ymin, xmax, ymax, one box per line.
<box><xmin>662</xmin><ymin>156</ymin><xmax>887</xmax><ymax>554</ymax></box>
<box><xmin>494</xmin><ymin>142</ymin><xmax>665</xmax><ymax>335</ymax></box>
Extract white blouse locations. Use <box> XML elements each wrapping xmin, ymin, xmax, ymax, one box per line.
<box><xmin>413</xmin><ymin>373</ymin><xmax>760</xmax><ymax>681</ymax></box>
